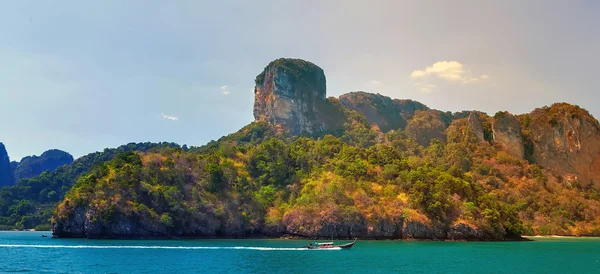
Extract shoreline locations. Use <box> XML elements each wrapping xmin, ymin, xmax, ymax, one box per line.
<box><xmin>42</xmin><ymin>234</ymin><xmax>532</xmax><ymax>241</ymax></box>
<box><xmin>522</xmin><ymin>235</ymin><xmax>600</xmax><ymax>239</ymax></box>
<box><xmin>2</xmin><ymin>230</ymin><xmax>599</xmax><ymax>240</ymax></box>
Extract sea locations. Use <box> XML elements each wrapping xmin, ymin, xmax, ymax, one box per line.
<box><xmin>0</xmin><ymin>231</ymin><xmax>599</xmax><ymax>273</ymax></box>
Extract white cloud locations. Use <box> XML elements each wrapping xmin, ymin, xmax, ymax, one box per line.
<box><xmin>410</xmin><ymin>61</ymin><xmax>489</xmax><ymax>84</ymax></box>
<box><xmin>221</xmin><ymin>85</ymin><xmax>230</xmax><ymax>95</ymax></box>
<box><xmin>370</xmin><ymin>80</ymin><xmax>382</xmax><ymax>85</ymax></box>
<box><xmin>161</xmin><ymin>113</ymin><xmax>179</xmax><ymax>121</ymax></box>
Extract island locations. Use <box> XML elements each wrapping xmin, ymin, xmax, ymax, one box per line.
<box><xmin>2</xmin><ymin>58</ymin><xmax>599</xmax><ymax>240</ymax></box>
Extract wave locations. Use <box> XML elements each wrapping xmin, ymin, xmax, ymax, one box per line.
<box><xmin>0</xmin><ymin>244</ymin><xmax>341</xmax><ymax>251</ymax></box>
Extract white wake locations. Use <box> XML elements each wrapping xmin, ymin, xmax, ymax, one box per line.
<box><xmin>0</xmin><ymin>244</ymin><xmax>341</xmax><ymax>251</ymax></box>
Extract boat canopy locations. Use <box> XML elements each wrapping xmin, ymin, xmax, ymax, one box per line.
<box><xmin>318</xmin><ymin>242</ymin><xmax>334</xmax><ymax>245</ymax></box>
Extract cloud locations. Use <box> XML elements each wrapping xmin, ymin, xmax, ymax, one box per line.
<box><xmin>161</xmin><ymin>113</ymin><xmax>179</xmax><ymax>121</ymax></box>
<box><xmin>221</xmin><ymin>85</ymin><xmax>230</xmax><ymax>95</ymax></box>
<box><xmin>410</xmin><ymin>61</ymin><xmax>489</xmax><ymax>84</ymax></box>
<box><xmin>413</xmin><ymin>83</ymin><xmax>437</xmax><ymax>93</ymax></box>
<box><xmin>370</xmin><ymin>80</ymin><xmax>382</xmax><ymax>85</ymax></box>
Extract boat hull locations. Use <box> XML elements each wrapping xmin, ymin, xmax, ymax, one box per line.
<box><xmin>306</xmin><ymin>239</ymin><xmax>357</xmax><ymax>250</ymax></box>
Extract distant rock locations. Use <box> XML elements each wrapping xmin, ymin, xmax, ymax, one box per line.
<box><xmin>10</xmin><ymin>161</ymin><xmax>18</xmax><ymax>175</ymax></box>
<box><xmin>14</xmin><ymin>149</ymin><xmax>74</xmax><ymax>181</ymax></box>
<box><xmin>0</xmin><ymin>143</ymin><xmax>14</xmax><ymax>187</ymax></box>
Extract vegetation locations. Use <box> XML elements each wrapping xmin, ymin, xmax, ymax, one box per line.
<box><xmin>255</xmin><ymin>58</ymin><xmax>324</xmax><ymax>85</ymax></box>
<box><xmin>0</xmin><ymin>142</ymin><xmax>182</xmax><ymax>229</ymax></box>
<box><xmin>53</xmin><ymin>115</ymin><xmax>600</xmax><ymax>238</ymax></box>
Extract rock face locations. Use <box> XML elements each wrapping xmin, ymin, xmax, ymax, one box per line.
<box><xmin>468</xmin><ymin>111</ymin><xmax>486</xmax><ymax>142</ymax></box>
<box><xmin>54</xmin><ymin>204</ymin><xmax>493</xmax><ymax>240</ymax></box>
<box><xmin>528</xmin><ymin>103</ymin><xmax>600</xmax><ymax>187</ymax></box>
<box><xmin>447</xmin><ymin>223</ymin><xmax>484</xmax><ymax>240</ymax></box>
<box><xmin>14</xmin><ymin>149</ymin><xmax>74</xmax><ymax>182</ymax></box>
<box><xmin>339</xmin><ymin>92</ymin><xmax>429</xmax><ymax>132</ymax></box>
<box><xmin>52</xmin><ymin>207</ymin><xmax>87</xmax><ymax>238</ymax></box>
<box><xmin>53</xmin><ymin>206</ymin><xmax>251</xmax><ymax>239</ymax></box>
<box><xmin>492</xmin><ymin>112</ymin><xmax>524</xmax><ymax>159</ymax></box>
<box><xmin>253</xmin><ymin>58</ymin><xmax>344</xmax><ymax>135</ymax></box>
<box><xmin>0</xmin><ymin>143</ymin><xmax>14</xmax><ymax>187</ymax></box>
<box><xmin>278</xmin><ymin>206</ymin><xmax>489</xmax><ymax>240</ymax></box>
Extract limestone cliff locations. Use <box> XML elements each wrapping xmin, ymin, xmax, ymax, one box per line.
<box><xmin>492</xmin><ymin>112</ymin><xmax>524</xmax><ymax>159</ymax></box>
<box><xmin>253</xmin><ymin>58</ymin><xmax>344</xmax><ymax>135</ymax></box>
<box><xmin>52</xmin><ymin>205</ymin><xmax>247</xmax><ymax>239</ymax></box>
<box><xmin>0</xmin><ymin>143</ymin><xmax>14</xmax><ymax>187</ymax></box>
<box><xmin>55</xmin><ymin>205</ymin><xmax>488</xmax><ymax>240</ymax></box>
<box><xmin>468</xmin><ymin>111</ymin><xmax>486</xmax><ymax>142</ymax></box>
<box><xmin>527</xmin><ymin>103</ymin><xmax>600</xmax><ymax>187</ymax></box>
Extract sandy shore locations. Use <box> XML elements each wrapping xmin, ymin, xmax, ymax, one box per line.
<box><xmin>523</xmin><ymin>235</ymin><xmax>600</xmax><ymax>239</ymax></box>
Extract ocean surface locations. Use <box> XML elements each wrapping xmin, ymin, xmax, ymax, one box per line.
<box><xmin>0</xmin><ymin>232</ymin><xmax>599</xmax><ymax>273</ymax></box>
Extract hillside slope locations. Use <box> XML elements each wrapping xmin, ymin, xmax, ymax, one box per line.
<box><xmin>52</xmin><ymin>59</ymin><xmax>600</xmax><ymax>239</ymax></box>
<box><xmin>0</xmin><ymin>142</ymin><xmax>182</xmax><ymax>229</ymax></box>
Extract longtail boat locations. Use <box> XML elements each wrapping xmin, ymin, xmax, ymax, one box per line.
<box><xmin>306</xmin><ymin>238</ymin><xmax>357</xmax><ymax>249</ymax></box>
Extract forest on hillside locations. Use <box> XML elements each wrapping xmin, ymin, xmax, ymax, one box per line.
<box><xmin>52</xmin><ymin>113</ymin><xmax>600</xmax><ymax>239</ymax></box>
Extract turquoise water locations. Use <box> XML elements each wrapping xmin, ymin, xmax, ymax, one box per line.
<box><xmin>1</xmin><ymin>232</ymin><xmax>599</xmax><ymax>273</ymax></box>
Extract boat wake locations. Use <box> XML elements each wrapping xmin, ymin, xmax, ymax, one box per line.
<box><xmin>0</xmin><ymin>244</ymin><xmax>341</xmax><ymax>251</ymax></box>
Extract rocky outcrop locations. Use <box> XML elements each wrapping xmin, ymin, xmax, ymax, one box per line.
<box><xmin>447</xmin><ymin>223</ymin><xmax>484</xmax><ymax>240</ymax></box>
<box><xmin>253</xmin><ymin>58</ymin><xmax>345</xmax><ymax>135</ymax></box>
<box><xmin>52</xmin><ymin>207</ymin><xmax>87</xmax><ymax>238</ymax></box>
<box><xmin>339</xmin><ymin>92</ymin><xmax>428</xmax><ymax>132</ymax></box>
<box><xmin>527</xmin><ymin>103</ymin><xmax>600</xmax><ymax>187</ymax></box>
<box><xmin>0</xmin><ymin>143</ymin><xmax>14</xmax><ymax>187</ymax></box>
<box><xmin>53</xmin><ymin>206</ymin><xmax>251</xmax><ymax>239</ymax></box>
<box><xmin>54</xmin><ymin>203</ymin><xmax>500</xmax><ymax>240</ymax></box>
<box><xmin>278</xmin><ymin>206</ymin><xmax>496</xmax><ymax>240</ymax></box>
<box><xmin>468</xmin><ymin>112</ymin><xmax>486</xmax><ymax>142</ymax></box>
<box><xmin>492</xmin><ymin>112</ymin><xmax>524</xmax><ymax>159</ymax></box>
<box><xmin>14</xmin><ymin>149</ymin><xmax>73</xmax><ymax>182</ymax></box>
<box><xmin>402</xmin><ymin>221</ymin><xmax>447</xmax><ymax>240</ymax></box>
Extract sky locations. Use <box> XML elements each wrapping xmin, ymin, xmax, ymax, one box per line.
<box><xmin>1</xmin><ymin>0</ymin><xmax>599</xmax><ymax>160</ymax></box>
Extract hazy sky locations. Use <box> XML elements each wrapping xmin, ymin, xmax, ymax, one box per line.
<box><xmin>1</xmin><ymin>0</ymin><xmax>599</xmax><ymax>160</ymax></box>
